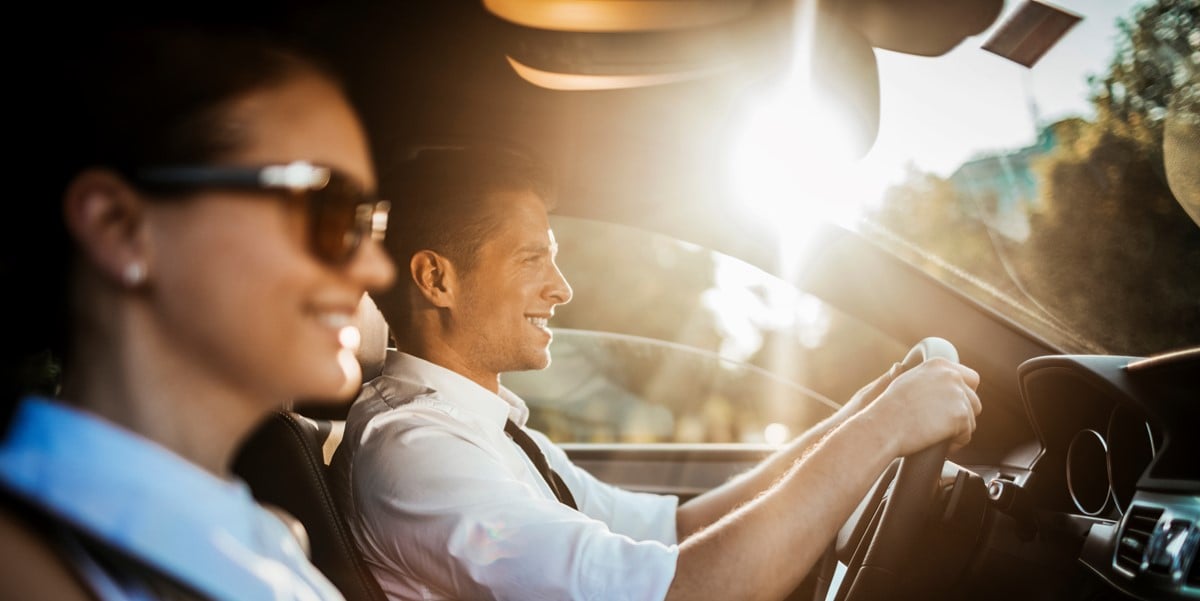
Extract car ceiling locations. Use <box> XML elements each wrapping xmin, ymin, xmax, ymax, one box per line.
<box><xmin>55</xmin><ymin>0</ymin><xmax>1004</xmax><ymax>275</ymax></box>
<box><xmin>282</xmin><ymin>0</ymin><xmax>1006</xmax><ymax>273</ymax></box>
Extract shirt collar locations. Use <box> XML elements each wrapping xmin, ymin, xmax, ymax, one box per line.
<box><xmin>0</xmin><ymin>396</ymin><xmax>336</xmax><ymax>601</ymax></box>
<box><xmin>383</xmin><ymin>352</ymin><xmax>531</xmax><ymax>428</ymax></box>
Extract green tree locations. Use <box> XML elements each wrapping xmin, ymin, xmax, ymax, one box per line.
<box><xmin>1090</xmin><ymin>0</ymin><xmax>1200</xmax><ymax>161</ymax></box>
<box><xmin>868</xmin><ymin>164</ymin><xmax>1020</xmax><ymax>296</ymax></box>
<box><xmin>1020</xmin><ymin>0</ymin><xmax>1200</xmax><ymax>354</ymax></box>
<box><xmin>867</xmin><ymin>0</ymin><xmax>1200</xmax><ymax>355</ymax></box>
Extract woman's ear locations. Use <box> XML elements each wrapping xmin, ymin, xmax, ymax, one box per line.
<box><xmin>62</xmin><ymin>168</ymin><xmax>151</xmax><ymax>288</ymax></box>
<box><xmin>409</xmin><ymin>250</ymin><xmax>456</xmax><ymax>308</ymax></box>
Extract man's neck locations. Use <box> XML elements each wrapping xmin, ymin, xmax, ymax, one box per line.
<box><xmin>399</xmin><ymin>341</ymin><xmax>501</xmax><ymax>395</ymax></box>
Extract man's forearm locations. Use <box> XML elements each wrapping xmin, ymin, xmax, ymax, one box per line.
<box><xmin>667</xmin><ymin>413</ymin><xmax>897</xmax><ymax>601</ymax></box>
<box><xmin>675</xmin><ymin>402</ymin><xmax>857</xmax><ymax>539</ymax></box>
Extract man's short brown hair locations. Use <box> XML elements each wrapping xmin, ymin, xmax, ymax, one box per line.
<box><xmin>382</xmin><ymin>144</ymin><xmax>555</xmax><ymax>273</ymax></box>
<box><xmin>374</xmin><ymin>145</ymin><xmax>556</xmax><ymax>332</ymax></box>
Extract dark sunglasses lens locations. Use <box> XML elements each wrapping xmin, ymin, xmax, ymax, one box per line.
<box><xmin>309</xmin><ymin>172</ymin><xmax>369</xmax><ymax>264</ymax></box>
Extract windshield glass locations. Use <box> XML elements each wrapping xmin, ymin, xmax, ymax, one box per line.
<box><xmin>505</xmin><ymin>216</ymin><xmax>908</xmax><ymax>444</ymax></box>
<box><xmin>850</xmin><ymin>0</ymin><xmax>1200</xmax><ymax>355</ymax></box>
<box><xmin>502</xmin><ymin>0</ymin><xmax>1197</xmax><ymax>443</ymax></box>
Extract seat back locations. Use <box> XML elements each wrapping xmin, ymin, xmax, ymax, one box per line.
<box><xmin>232</xmin><ymin>293</ymin><xmax>390</xmax><ymax>601</ymax></box>
<box><xmin>232</xmin><ymin>411</ymin><xmax>385</xmax><ymax>601</ymax></box>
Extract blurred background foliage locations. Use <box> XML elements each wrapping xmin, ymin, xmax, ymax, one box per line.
<box><xmin>865</xmin><ymin>0</ymin><xmax>1200</xmax><ymax>356</ymax></box>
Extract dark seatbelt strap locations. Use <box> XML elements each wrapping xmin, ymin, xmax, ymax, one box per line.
<box><xmin>504</xmin><ymin>420</ymin><xmax>578</xmax><ymax>510</ymax></box>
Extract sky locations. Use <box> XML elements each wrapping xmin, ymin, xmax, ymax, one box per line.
<box><xmin>706</xmin><ymin>0</ymin><xmax>1157</xmax><ymax>365</ymax></box>
<box><xmin>852</xmin><ymin>0</ymin><xmax>1140</xmax><ymax>207</ymax></box>
<box><xmin>717</xmin><ymin>0</ymin><xmax>1146</xmax><ymax>247</ymax></box>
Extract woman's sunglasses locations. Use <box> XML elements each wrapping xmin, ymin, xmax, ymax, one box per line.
<box><xmin>135</xmin><ymin>161</ymin><xmax>390</xmax><ymax>265</ymax></box>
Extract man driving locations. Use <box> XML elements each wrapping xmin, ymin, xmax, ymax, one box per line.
<box><xmin>330</xmin><ymin>145</ymin><xmax>981</xmax><ymax>600</ymax></box>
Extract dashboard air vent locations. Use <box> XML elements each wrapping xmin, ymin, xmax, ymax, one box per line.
<box><xmin>1116</xmin><ymin>504</ymin><xmax>1163</xmax><ymax>573</ymax></box>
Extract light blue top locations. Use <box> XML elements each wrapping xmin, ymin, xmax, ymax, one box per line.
<box><xmin>0</xmin><ymin>396</ymin><xmax>344</xmax><ymax>601</ymax></box>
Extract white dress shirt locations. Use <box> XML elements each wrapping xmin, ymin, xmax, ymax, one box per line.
<box><xmin>330</xmin><ymin>352</ymin><xmax>679</xmax><ymax>601</ymax></box>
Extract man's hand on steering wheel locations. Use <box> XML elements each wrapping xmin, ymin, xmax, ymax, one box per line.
<box><xmin>833</xmin><ymin>338</ymin><xmax>983</xmax><ymax>601</ymax></box>
<box><xmin>855</xmin><ymin>356</ymin><xmax>981</xmax><ymax>457</ymax></box>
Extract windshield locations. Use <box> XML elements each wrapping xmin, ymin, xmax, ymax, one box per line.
<box><xmin>506</xmin><ymin>215</ymin><xmax>908</xmax><ymax>444</ymax></box>
<box><xmin>505</xmin><ymin>0</ymin><xmax>1197</xmax><ymax>444</ymax></box>
<box><xmin>849</xmin><ymin>0</ymin><xmax>1199</xmax><ymax>356</ymax></box>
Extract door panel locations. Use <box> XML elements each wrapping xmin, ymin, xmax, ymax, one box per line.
<box><xmin>563</xmin><ymin>443</ymin><xmax>775</xmax><ymax>501</ymax></box>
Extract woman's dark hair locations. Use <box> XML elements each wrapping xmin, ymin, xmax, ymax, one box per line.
<box><xmin>2</xmin><ymin>22</ymin><xmax>340</xmax><ymax>409</ymax></box>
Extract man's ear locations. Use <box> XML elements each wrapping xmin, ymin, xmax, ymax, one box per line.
<box><xmin>410</xmin><ymin>250</ymin><xmax>457</xmax><ymax>309</ymax></box>
<box><xmin>62</xmin><ymin>168</ymin><xmax>151</xmax><ymax>288</ymax></box>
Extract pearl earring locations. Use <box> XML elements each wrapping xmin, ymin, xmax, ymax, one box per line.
<box><xmin>124</xmin><ymin>262</ymin><xmax>146</xmax><ymax>286</ymax></box>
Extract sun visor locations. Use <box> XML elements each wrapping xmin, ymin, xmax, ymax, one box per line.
<box><xmin>482</xmin><ymin>0</ymin><xmax>755</xmax><ymax>32</ymax></box>
<box><xmin>492</xmin><ymin>0</ymin><xmax>793</xmax><ymax>90</ymax></box>
<box><xmin>500</xmin><ymin>26</ymin><xmax>750</xmax><ymax>90</ymax></box>
<box><xmin>981</xmin><ymin>0</ymin><xmax>1082</xmax><ymax>68</ymax></box>
<box><xmin>488</xmin><ymin>0</ymin><xmax>881</xmax><ymax>159</ymax></box>
<box><xmin>834</xmin><ymin>0</ymin><xmax>1005</xmax><ymax>56</ymax></box>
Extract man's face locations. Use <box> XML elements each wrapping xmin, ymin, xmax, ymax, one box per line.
<box><xmin>451</xmin><ymin>189</ymin><xmax>573</xmax><ymax>377</ymax></box>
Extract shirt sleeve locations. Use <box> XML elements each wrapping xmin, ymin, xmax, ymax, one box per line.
<box><xmin>350</xmin><ymin>411</ymin><xmax>679</xmax><ymax>601</ymax></box>
<box><xmin>531</xmin><ymin>429</ymin><xmax>679</xmax><ymax>546</ymax></box>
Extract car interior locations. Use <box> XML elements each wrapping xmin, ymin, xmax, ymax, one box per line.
<box><xmin>232</xmin><ymin>293</ymin><xmax>392</xmax><ymax>601</ymax></box>
<box><xmin>30</xmin><ymin>0</ymin><xmax>1200</xmax><ymax>600</ymax></box>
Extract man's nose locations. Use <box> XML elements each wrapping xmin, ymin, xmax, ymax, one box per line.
<box><xmin>546</xmin><ymin>262</ymin><xmax>572</xmax><ymax>305</ymax></box>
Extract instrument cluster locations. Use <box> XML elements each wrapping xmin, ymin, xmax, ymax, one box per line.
<box><xmin>1065</xmin><ymin>403</ymin><xmax>1159</xmax><ymax>517</ymax></box>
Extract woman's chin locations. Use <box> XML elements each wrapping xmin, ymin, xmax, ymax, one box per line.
<box><xmin>291</xmin><ymin>349</ymin><xmax>362</xmax><ymax>405</ymax></box>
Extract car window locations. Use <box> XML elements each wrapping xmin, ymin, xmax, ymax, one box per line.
<box><xmin>501</xmin><ymin>216</ymin><xmax>907</xmax><ymax>444</ymax></box>
<box><xmin>846</xmin><ymin>0</ymin><xmax>1200</xmax><ymax>356</ymax></box>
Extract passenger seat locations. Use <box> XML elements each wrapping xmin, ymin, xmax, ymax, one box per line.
<box><xmin>232</xmin><ymin>293</ymin><xmax>390</xmax><ymax>601</ymax></box>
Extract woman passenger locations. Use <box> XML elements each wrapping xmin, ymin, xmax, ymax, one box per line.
<box><xmin>0</xmin><ymin>22</ymin><xmax>394</xmax><ymax>600</ymax></box>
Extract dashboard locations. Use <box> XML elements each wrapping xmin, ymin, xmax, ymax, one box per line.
<box><xmin>1017</xmin><ymin>349</ymin><xmax>1200</xmax><ymax>600</ymax></box>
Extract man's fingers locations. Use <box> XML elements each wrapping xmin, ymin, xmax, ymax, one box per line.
<box><xmin>866</xmin><ymin>363</ymin><xmax>900</xmax><ymax>393</ymax></box>
<box><xmin>966</xmin><ymin>387</ymin><xmax>982</xmax><ymax>416</ymax></box>
<box><xmin>952</xmin><ymin>388</ymin><xmax>978</xmax><ymax>452</ymax></box>
<box><xmin>952</xmin><ymin>412</ymin><xmax>974</xmax><ymax>450</ymax></box>
<box><xmin>843</xmin><ymin>365</ymin><xmax>902</xmax><ymax>415</ymax></box>
<box><xmin>887</xmin><ymin>362</ymin><xmax>902</xmax><ymax>379</ymax></box>
<box><xmin>966</xmin><ymin>398</ymin><xmax>977</xmax><ymax>437</ymax></box>
<box><xmin>956</xmin><ymin>363</ymin><xmax>981</xmax><ymax>389</ymax></box>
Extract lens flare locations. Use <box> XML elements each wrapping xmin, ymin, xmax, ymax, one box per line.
<box><xmin>764</xmin><ymin>422</ymin><xmax>791</xmax><ymax>446</ymax></box>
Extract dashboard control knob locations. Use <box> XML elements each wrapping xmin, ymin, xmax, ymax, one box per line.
<box><xmin>987</xmin><ymin>478</ymin><xmax>1037</xmax><ymax>540</ymax></box>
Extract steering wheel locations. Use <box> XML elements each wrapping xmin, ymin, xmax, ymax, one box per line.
<box><xmin>833</xmin><ymin>337</ymin><xmax>959</xmax><ymax>601</ymax></box>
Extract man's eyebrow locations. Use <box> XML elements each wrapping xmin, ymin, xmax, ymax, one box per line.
<box><xmin>515</xmin><ymin>241</ymin><xmax>557</xmax><ymax>255</ymax></box>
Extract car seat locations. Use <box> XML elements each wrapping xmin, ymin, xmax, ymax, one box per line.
<box><xmin>232</xmin><ymin>293</ymin><xmax>390</xmax><ymax>601</ymax></box>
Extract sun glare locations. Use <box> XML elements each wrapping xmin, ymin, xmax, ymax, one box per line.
<box><xmin>725</xmin><ymin>81</ymin><xmax>879</xmax><ymax>277</ymax></box>
<box><xmin>764</xmin><ymin>422</ymin><xmax>791</xmax><ymax>446</ymax></box>
<box><xmin>723</xmin><ymin>0</ymin><xmax>886</xmax><ymax>275</ymax></box>
<box><xmin>728</xmin><ymin>86</ymin><xmax>863</xmax><ymax>207</ymax></box>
